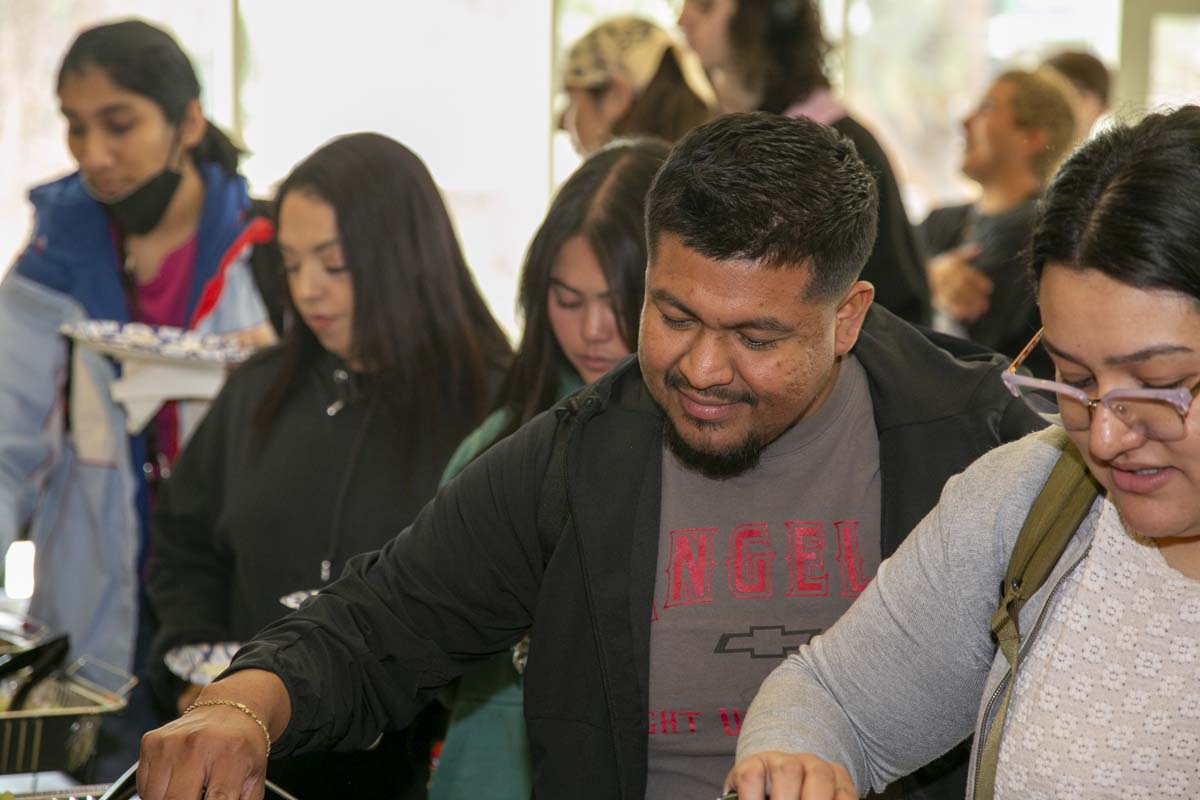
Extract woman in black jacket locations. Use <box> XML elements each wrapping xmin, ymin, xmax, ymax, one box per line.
<box><xmin>145</xmin><ymin>132</ymin><xmax>511</xmax><ymax>798</ymax></box>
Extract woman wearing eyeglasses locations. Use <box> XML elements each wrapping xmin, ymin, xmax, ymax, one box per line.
<box><xmin>725</xmin><ymin>105</ymin><xmax>1200</xmax><ymax>800</ymax></box>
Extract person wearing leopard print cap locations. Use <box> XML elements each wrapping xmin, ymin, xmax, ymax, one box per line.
<box><xmin>561</xmin><ymin>16</ymin><xmax>715</xmax><ymax>154</ymax></box>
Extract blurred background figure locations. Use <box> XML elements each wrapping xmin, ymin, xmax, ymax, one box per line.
<box><xmin>677</xmin><ymin>0</ymin><xmax>931</xmax><ymax>326</ymax></box>
<box><xmin>1041</xmin><ymin>50</ymin><xmax>1113</xmax><ymax>143</ymax></box>
<box><xmin>0</xmin><ymin>18</ymin><xmax>277</xmax><ymax>779</ymax></box>
<box><xmin>920</xmin><ymin>70</ymin><xmax>1074</xmax><ymax>377</ymax></box>
<box><xmin>561</xmin><ymin>16</ymin><xmax>716</xmax><ymax>154</ymax></box>
<box><xmin>147</xmin><ymin>132</ymin><xmax>512</xmax><ymax>798</ymax></box>
<box><xmin>429</xmin><ymin>138</ymin><xmax>670</xmax><ymax>800</ymax></box>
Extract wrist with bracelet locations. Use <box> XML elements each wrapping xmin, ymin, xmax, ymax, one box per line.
<box><xmin>183</xmin><ymin>698</ymin><xmax>272</xmax><ymax>758</ymax></box>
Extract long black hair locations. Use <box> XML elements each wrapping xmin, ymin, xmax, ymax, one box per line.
<box><xmin>253</xmin><ymin>132</ymin><xmax>511</xmax><ymax>448</ymax></box>
<box><xmin>1030</xmin><ymin>105</ymin><xmax>1200</xmax><ymax>302</ymax></box>
<box><xmin>726</xmin><ymin>0</ymin><xmax>833</xmax><ymax>114</ymax></box>
<box><xmin>610</xmin><ymin>49</ymin><xmax>714</xmax><ymax>144</ymax></box>
<box><xmin>491</xmin><ymin>138</ymin><xmax>670</xmax><ymax>441</ymax></box>
<box><xmin>57</xmin><ymin>19</ymin><xmax>242</xmax><ymax>174</ymax></box>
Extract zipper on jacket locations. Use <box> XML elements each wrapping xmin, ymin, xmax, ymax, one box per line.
<box><xmin>559</xmin><ymin>396</ymin><xmax>630</xmax><ymax>799</ymax></box>
<box><xmin>970</xmin><ymin>542</ymin><xmax>1091</xmax><ymax>800</ymax></box>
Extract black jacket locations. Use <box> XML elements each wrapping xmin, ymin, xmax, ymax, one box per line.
<box><xmin>147</xmin><ymin>347</ymin><xmax>488</xmax><ymax>797</ymax></box>
<box><xmin>230</xmin><ymin>307</ymin><xmax>1043</xmax><ymax>798</ymax></box>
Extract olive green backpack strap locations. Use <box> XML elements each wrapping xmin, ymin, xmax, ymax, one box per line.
<box><xmin>974</xmin><ymin>435</ymin><xmax>1101</xmax><ymax>800</ymax></box>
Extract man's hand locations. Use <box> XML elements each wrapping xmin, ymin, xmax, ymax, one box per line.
<box><xmin>724</xmin><ymin>751</ymin><xmax>858</xmax><ymax>799</ymax></box>
<box><xmin>138</xmin><ymin>669</ymin><xmax>291</xmax><ymax>800</ymax></box>
<box><xmin>928</xmin><ymin>243</ymin><xmax>992</xmax><ymax>324</ymax></box>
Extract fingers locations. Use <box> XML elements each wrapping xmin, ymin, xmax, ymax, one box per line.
<box><xmin>726</xmin><ymin>752</ymin><xmax>858</xmax><ymax>799</ymax></box>
<box><xmin>203</xmin><ymin>749</ymin><xmax>266</xmax><ymax>800</ymax></box>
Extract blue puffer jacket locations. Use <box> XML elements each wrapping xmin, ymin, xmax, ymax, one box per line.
<box><xmin>0</xmin><ymin>162</ymin><xmax>269</xmax><ymax>671</ymax></box>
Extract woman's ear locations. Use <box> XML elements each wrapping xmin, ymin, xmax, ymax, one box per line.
<box><xmin>179</xmin><ymin>98</ymin><xmax>207</xmax><ymax>150</ymax></box>
<box><xmin>602</xmin><ymin>76</ymin><xmax>636</xmax><ymax>124</ymax></box>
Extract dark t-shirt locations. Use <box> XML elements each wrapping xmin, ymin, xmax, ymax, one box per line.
<box><xmin>920</xmin><ymin>198</ymin><xmax>1051</xmax><ymax>378</ymax></box>
<box><xmin>646</xmin><ymin>356</ymin><xmax>882</xmax><ymax>797</ymax></box>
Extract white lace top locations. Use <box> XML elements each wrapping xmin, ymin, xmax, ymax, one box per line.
<box><xmin>994</xmin><ymin>499</ymin><xmax>1200</xmax><ymax>799</ymax></box>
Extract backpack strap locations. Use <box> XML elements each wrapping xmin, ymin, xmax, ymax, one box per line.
<box><xmin>974</xmin><ymin>435</ymin><xmax>1100</xmax><ymax>799</ymax></box>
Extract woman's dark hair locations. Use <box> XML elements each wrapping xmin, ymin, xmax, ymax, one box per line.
<box><xmin>727</xmin><ymin>0</ymin><xmax>833</xmax><ymax>114</ymax></box>
<box><xmin>1031</xmin><ymin>105</ymin><xmax>1200</xmax><ymax>303</ymax></box>
<box><xmin>490</xmin><ymin>138</ymin><xmax>670</xmax><ymax>441</ymax></box>
<box><xmin>57</xmin><ymin>19</ymin><xmax>242</xmax><ymax>174</ymax></box>
<box><xmin>608</xmin><ymin>50</ymin><xmax>713</xmax><ymax>143</ymax></box>
<box><xmin>253</xmin><ymin>133</ymin><xmax>511</xmax><ymax>449</ymax></box>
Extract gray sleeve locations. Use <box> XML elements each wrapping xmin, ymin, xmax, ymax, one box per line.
<box><xmin>0</xmin><ymin>273</ymin><xmax>72</xmax><ymax>544</ymax></box>
<box><xmin>736</xmin><ymin>431</ymin><xmax>1064</xmax><ymax>794</ymax></box>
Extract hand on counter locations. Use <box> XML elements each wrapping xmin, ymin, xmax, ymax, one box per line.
<box><xmin>138</xmin><ymin>668</ymin><xmax>291</xmax><ymax>800</ymax></box>
<box><xmin>724</xmin><ymin>751</ymin><xmax>857</xmax><ymax>800</ymax></box>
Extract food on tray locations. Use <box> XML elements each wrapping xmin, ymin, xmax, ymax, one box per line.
<box><xmin>60</xmin><ymin>321</ymin><xmax>250</xmax><ymax>364</ymax></box>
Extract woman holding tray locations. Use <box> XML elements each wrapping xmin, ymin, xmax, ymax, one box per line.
<box><xmin>0</xmin><ymin>19</ymin><xmax>278</xmax><ymax>776</ymax></box>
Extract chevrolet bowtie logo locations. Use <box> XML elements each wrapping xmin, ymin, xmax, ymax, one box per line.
<box><xmin>714</xmin><ymin>625</ymin><xmax>822</xmax><ymax>659</ymax></box>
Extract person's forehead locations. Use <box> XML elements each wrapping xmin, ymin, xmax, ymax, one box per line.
<box><xmin>60</xmin><ymin>67</ymin><xmax>135</xmax><ymax>104</ymax></box>
<box><xmin>649</xmin><ymin>235</ymin><xmax>818</xmax><ymax>317</ymax></box>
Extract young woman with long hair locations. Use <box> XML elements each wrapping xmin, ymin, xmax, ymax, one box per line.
<box><xmin>147</xmin><ymin>132</ymin><xmax>511</xmax><ymax>797</ymax></box>
<box><xmin>430</xmin><ymin>138</ymin><xmax>670</xmax><ymax>800</ymax></box>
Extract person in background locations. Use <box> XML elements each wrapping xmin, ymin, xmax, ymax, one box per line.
<box><xmin>1041</xmin><ymin>50</ymin><xmax>1111</xmax><ymax>144</ymax></box>
<box><xmin>135</xmin><ymin>113</ymin><xmax>1043</xmax><ymax>800</ymax></box>
<box><xmin>920</xmin><ymin>71</ymin><xmax>1074</xmax><ymax>378</ymax></box>
<box><xmin>728</xmin><ymin>104</ymin><xmax>1200</xmax><ymax>800</ymax></box>
<box><xmin>430</xmin><ymin>138</ymin><xmax>670</xmax><ymax>800</ymax></box>
<box><xmin>562</xmin><ymin>16</ymin><xmax>715</xmax><ymax>154</ymax></box>
<box><xmin>146</xmin><ymin>132</ymin><xmax>511</xmax><ymax>798</ymax></box>
<box><xmin>677</xmin><ymin>0</ymin><xmax>930</xmax><ymax>325</ymax></box>
<box><xmin>0</xmin><ymin>18</ymin><xmax>276</xmax><ymax>777</ymax></box>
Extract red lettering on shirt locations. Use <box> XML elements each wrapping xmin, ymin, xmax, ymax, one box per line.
<box><xmin>726</xmin><ymin>523</ymin><xmax>774</xmax><ymax>599</ymax></box>
<box><xmin>719</xmin><ymin>708</ymin><xmax>744</xmax><ymax>736</ymax></box>
<box><xmin>785</xmin><ymin>521</ymin><xmax>828</xmax><ymax>597</ymax></box>
<box><xmin>664</xmin><ymin>528</ymin><xmax>717</xmax><ymax>608</ymax></box>
<box><xmin>647</xmin><ymin>709</ymin><xmax>705</xmax><ymax>734</ymax></box>
<box><xmin>835</xmin><ymin>520</ymin><xmax>871</xmax><ymax>597</ymax></box>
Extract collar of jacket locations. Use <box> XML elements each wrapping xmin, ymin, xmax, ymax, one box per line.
<box><xmin>854</xmin><ymin>304</ymin><xmax>1012</xmax><ymax>431</ymax></box>
<box><xmin>17</xmin><ymin>162</ymin><xmax>252</xmax><ymax>323</ymax></box>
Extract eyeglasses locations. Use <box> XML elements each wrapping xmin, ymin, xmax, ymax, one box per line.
<box><xmin>1001</xmin><ymin>328</ymin><xmax>1200</xmax><ymax>442</ymax></box>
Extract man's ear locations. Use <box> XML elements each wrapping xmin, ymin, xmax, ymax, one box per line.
<box><xmin>1021</xmin><ymin>126</ymin><xmax>1049</xmax><ymax>165</ymax></box>
<box><xmin>833</xmin><ymin>280</ymin><xmax>875</xmax><ymax>357</ymax></box>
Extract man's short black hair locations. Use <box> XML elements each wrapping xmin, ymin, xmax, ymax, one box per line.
<box><xmin>646</xmin><ymin>111</ymin><xmax>879</xmax><ymax>302</ymax></box>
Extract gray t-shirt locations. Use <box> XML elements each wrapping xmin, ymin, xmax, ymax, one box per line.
<box><xmin>645</xmin><ymin>355</ymin><xmax>882</xmax><ymax>798</ymax></box>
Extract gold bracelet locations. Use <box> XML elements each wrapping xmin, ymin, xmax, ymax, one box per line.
<box><xmin>184</xmin><ymin>699</ymin><xmax>272</xmax><ymax>758</ymax></box>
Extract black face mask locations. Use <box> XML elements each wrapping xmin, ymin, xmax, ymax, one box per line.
<box><xmin>95</xmin><ymin>168</ymin><xmax>183</xmax><ymax>235</ymax></box>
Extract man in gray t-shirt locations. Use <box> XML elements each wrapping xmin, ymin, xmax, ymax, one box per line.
<box><xmin>648</xmin><ymin>355</ymin><xmax>881</xmax><ymax>795</ymax></box>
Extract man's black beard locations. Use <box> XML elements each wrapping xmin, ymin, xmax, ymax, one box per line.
<box><xmin>663</xmin><ymin>419</ymin><xmax>768</xmax><ymax>480</ymax></box>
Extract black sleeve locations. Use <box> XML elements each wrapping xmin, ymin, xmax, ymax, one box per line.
<box><xmin>145</xmin><ymin>386</ymin><xmax>240</xmax><ymax>715</ymax></box>
<box><xmin>223</xmin><ymin>406</ymin><xmax>562</xmax><ymax>756</ymax></box>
